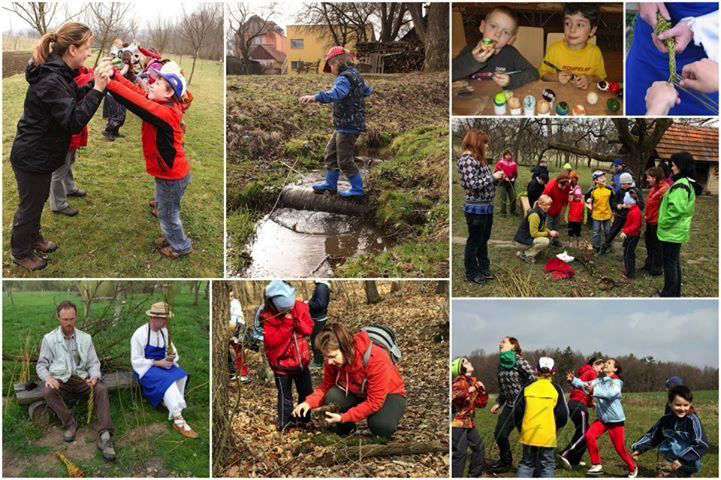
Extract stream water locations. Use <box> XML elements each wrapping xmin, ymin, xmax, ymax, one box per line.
<box><xmin>242</xmin><ymin>168</ymin><xmax>387</xmax><ymax>277</ymax></box>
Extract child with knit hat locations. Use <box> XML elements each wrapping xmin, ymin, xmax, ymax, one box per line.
<box><xmin>299</xmin><ymin>47</ymin><xmax>372</xmax><ymax>198</ymax></box>
<box><xmin>451</xmin><ymin>357</ymin><xmax>489</xmax><ymax>477</ymax></box>
<box><xmin>568</xmin><ymin>171</ymin><xmax>585</xmax><ymax>248</ymax></box>
<box><xmin>513</xmin><ymin>357</ymin><xmax>568</xmax><ymax>477</ymax></box>
<box><xmin>601</xmin><ymin>172</ymin><xmax>645</xmax><ymax>255</ymax></box>
<box><xmin>584</xmin><ymin>171</ymin><xmax>613</xmax><ymax>253</ymax></box>
<box><xmin>620</xmin><ymin>190</ymin><xmax>642</xmax><ymax>280</ymax></box>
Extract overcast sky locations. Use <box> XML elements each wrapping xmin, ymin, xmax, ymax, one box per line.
<box><xmin>452</xmin><ymin>300</ymin><xmax>718</xmax><ymax>368</ymax></box>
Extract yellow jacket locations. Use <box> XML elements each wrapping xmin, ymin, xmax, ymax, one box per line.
<box><xmin>515</xmin><ymin>377</ymin><xmax>568</xmax><ymax>447</ymax></box>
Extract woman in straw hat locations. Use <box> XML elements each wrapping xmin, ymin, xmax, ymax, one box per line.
<box><xmin>130</xmin><ymin>301</ymin><xmax>198</xmax><ymax>438</ymax></box>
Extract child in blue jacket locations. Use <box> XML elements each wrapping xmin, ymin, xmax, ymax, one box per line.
<box><xmin>299</xmin><ymin>47</ymin><xmax>372</xmax><ymax>198</ymax></box>
<box><xmin>632</xmin><ymin>385</ymin><xmax>709</xmax><ymax>476</ymax></box>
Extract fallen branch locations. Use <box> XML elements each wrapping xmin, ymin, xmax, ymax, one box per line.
<box><xmin>311</xmin><ymin>255</ymin><xmax>331</xmax><ymax>275</ymax></box>
<box><xmin>319</xmin><ymin>441</ymin><xmax>446</xmax><ymax>466</ymax></box>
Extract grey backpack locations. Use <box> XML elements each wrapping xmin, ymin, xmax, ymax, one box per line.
<box><xmin>361</xmin><ymin>325</ymin><xmax>402</xmax><ymax>366</ymax></box>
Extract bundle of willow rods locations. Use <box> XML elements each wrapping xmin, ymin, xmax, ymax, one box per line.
<box><xmin>87</xmin><ymin>383</ymin><xmax>94</xmax><ymax>425</ymax></box>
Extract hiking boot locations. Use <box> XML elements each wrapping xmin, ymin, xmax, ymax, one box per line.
<box><xmin>113</xmin><ymin>132</ymin><xmax>125</xmax><ymax>138</ymax></box>
<box><xmin>486</xmin><ymin>461</ymin><xmax>513</xmax><ymax>473</ymax></box>
<box><xmin>150</xmin><ymin>207</ymin><xmax>158</xmax><ymax>217</ymax></box>
<box><xmin>557</xmin><ymin>454</ymin><xmax>572</xmax><ymax>470</ymax></box>
<box><xmin>239</xmin><ymin>376</ymin><xmax>250</xmax><ymax>383</ymax></box>
<box><xmin>11</xmin><ymin>253</ymin><xmax>47</xmax><ymax>271</ymax></box>
<box><xmin>480</xmin><ymin>271</ymin><xmax>496</xmax><ymax>280</ymax></box>
<box><xmin>53</xmin><ymin>206</ymin><xmax>78</xmax><ymax>216</ymax></box>
<box><xmin>339</xmin><ymin>172</ymin><xmax>365</xmax><ymax>197</ymax></box>
<box><xmin>158</xmin><ymin>246</ymin><xmax>191</xmax><ymax>259</ymax></box>
<box><xmin>32</xmin><ymin>240</ymin><xmax>58</xmax><ymax>253</ymax></box>
<box><xmin>466</xmin><ymin>275</ymin><xmax>487</xmax><ymax>285</ymax></box>
<box><xmin>587</xmin><ymin>464</ymin><xmax>603</xmax><ymax>475</ymax></box>
<box><xmin>97</xmin><ymin>431</ymin><xmax>116</xmax><ymax>460</ymax></box>
<box><xmin>64</xmin><ymin>423</ymin><xmax>77</xmax><ymax>442</ymax></box>
<box><xmin>517</xmin><ymin>250</ymin><xmax>535</xmax><ymax>264</ymax></box>
<box><xmin>149</xmin><ymin>198</ymin><xmax>157</xmax><ymax>208</ymax></box>
<box><xmin>154</xmin><ymin>237</ymin><xmax>170</xmax><ymax>249</ymax></box>
<box><xmin>102</xmin><ymin>130</ymin><xmax>115</xmax><ymax>142</ymax></box>
<box><xmin>313</xmin><ymin>170</ymin><xmax>339</xmax><ymax>194</ymax></box>
<box><xmin>67</xmin><ymin>188</ymin><xmax>87</xmax><ymax>197</ymax></box>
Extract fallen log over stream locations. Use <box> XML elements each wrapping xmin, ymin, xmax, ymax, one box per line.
<box><xmin>279</xmin><ymin>186</ymin><xmax>369</xmax><ymax>216</ymax></box>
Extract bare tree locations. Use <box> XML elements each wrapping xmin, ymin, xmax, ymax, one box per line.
<box><xmin>85</xmin><ymin>2</ymin><xmax>132</xmax><ymax>68</ymax></box>
<box><xmin>378</xmin><ymin>2</ymin><xmax>411</xmax><ymax>42</ymax></box>
<box><xmin>407</xmin><ymin>2</ymin><xmax>449</xmax><ymax>72</ymax></box>
<box><xmin>3</xmin><ymin>2</ymin><xmax>59</xmax><ymax>35</ymax></box>
<box><xmin>364</xmin><ymin>281</ymin><xmax>382</xmax><ymax>304</ymax></box>
<box><xmin>147</xmin><ymin>17</ymin><xmax>172</xmax><ymax>55</ymax></box>
<box><xmin>179</xmin><ymin>3</ymin><xmax>223</xmax><ymax>85</ymax></box>
<box><xmin>227</xmin><ymin>2</ymin><xmax>279</xmax><ymax>62</ymax></box>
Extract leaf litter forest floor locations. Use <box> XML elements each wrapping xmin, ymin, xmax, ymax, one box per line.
<box><xmin>222</xmin><ymin>283</ymin><xmax>449</xmax><ymax>477</ymax></box>
<box><xmin>226</xmin><ymin>72</ymin><xmax>449</xmax><ymax>278</ymax></box>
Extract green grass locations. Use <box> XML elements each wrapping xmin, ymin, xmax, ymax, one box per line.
<box><xmin>466</xmin><ymin>390</ymin><xmax>718</xmax><ymax>477</ymax></box>
<box><xmin>226</xmin><ymin>72</ymin><xmax>449</xmax><ymax>277</ymax></box>
<box><xmin>2</xmin><ymin>287</ymin><xmax>209</xmax><ymax>477</ymax></box>
<box><xmin>2</xmin><ymin>56</ymin><xmax>224</xmax><ymax>278</ymax></box>
<box><xmin>452</xmin><ymin>162</ymin><xmax>719</xmax><ymax>297</ymax></box>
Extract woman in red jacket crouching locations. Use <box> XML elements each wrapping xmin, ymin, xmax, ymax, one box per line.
<box><xmin>292</xmin><ymin>323</ymin><xmax>406</xmax><ymax>438</ymax></box>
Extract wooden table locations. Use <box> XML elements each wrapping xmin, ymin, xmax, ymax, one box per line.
<box><xmin>452</xmin><ymin>79</ymin><xmax>623</xmax><ymax>116</ymax></box>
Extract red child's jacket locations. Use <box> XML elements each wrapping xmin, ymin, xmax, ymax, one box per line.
<box><xmin>569</xmin><ymin>200</ymin><xmax>585</xmax><ymax>223</ymax></box>
<box><xmin>451</xmin><ymin>375</ymin><xmax>488</xmax><ymax>429</ymax></box>
<box><xmin>305</xmin><ymin>331</ymin><xmax>406</xmax><ymax>424</ymax></box>
<box><xmin>568</xmin><ymin>364</ymin><xmax>598</xmax><ymax>407</ymax></box>
<box><xmin>261</xmin><ymin>301</ymin><xmax>313</xmax><ymax>375</ymax></box>
<box><xmin>623</xmin><ymin>205</ymin><xmax>642</xmax><ymax>237</ymax></box>
<box><xmin>543</xmin><ymin>179</ymin><xmax>570</xmax><ymax>216</ymax></box>
<box><xmin>105</xmin><ymin>71</ymin><xmax>190</xmax><ymax>180</ymax></box>
<box><xmin>68</xmin><ymin>67</ymin><xmax>94</xmax><ymax>151</ymax></box>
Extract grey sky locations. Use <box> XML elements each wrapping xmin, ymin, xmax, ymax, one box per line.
<box><xmin>452</xmin><ymin>300</ymin><xmax>718</xmax><ymax>368</ymax></box>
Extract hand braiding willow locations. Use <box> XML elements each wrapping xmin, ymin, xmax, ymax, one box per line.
<box><xmin>654</xmin><ymin>11</ymin><xmax>676</xmax><ymax>83</ymax></box>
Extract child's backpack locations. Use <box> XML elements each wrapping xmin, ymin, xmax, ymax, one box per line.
<box><xmin>361</xmin><ymin>325</ymin><xmax>401</xmax><ymax>366</ymax></box>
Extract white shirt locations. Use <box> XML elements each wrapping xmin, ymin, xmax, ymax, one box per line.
<box><xmin>230</xmin><ymin>299</ymin><xmax>244</xmax><ymax>326</ymax></box>
<box><xmin>130</xmin><ymin>323</ymin><xmax>180</xmax><ymax>378</ymax></box>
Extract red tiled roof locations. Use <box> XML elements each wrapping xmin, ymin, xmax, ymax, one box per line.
<box><xmin>656</xmin><ymin>123</ymin><xmax>718</xmax><ymax>163</ymax></box>
<box><xmin>250</xmin><ymin>44</ymin><xmax>286</xmax><ymax>62</ymax></box>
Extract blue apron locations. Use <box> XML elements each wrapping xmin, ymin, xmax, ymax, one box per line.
<box><xmin>626</xmin><ymin>3</ymin><xmax>718</xmax><ymax>115</ymax></box>
<box><xmin>136</xmin><ymin>327</ymin><xmax>189</xmax><ymax>408</ymax></box>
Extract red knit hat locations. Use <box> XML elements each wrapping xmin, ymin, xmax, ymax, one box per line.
<box><xmin>323</xmin><ymin>46</ymin><xmax>347</xmax><ymax>73</ymax></box>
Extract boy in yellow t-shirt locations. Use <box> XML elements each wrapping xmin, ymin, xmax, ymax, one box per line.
<box><xmin>540</xmin><ymin>3</ymin><xmax>606</xmax><ymax>89</ymax></box>
<box><xmin>584</xmin><ymin>171</ymin><xmax>613</xmax><ymax>253</ymax></box>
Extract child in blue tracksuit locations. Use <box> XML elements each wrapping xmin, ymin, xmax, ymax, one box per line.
<box><xmin>299</xmin><ymin>47</ymin><xmax>372</xmax><ymax>197</ymax></box>
<box><xmin>570</xmin><ymin>358</ymin><xmax>637</xmax><ymax>477</ymax></box>
<box><xmin>632</xmin><ymin>385</ymin><xmax>709</xmax><ymax>477</ymax></box>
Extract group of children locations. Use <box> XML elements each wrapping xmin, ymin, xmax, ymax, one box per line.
<box><xmin>515</xmin><ymin>158</ymin><xmax>675</xmax><ymax>282</ymax></box>
<box><xmin>452</xmin><ymin>356</ymin><xmax>709</xmax><ymax>478</ymax></box>
<box><xmin>453</xmin><ymin>4</ymin><xmax>606</xmax><ymax>92</ymax></box>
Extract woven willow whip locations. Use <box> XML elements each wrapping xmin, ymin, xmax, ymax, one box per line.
<box><xmin>55</xmin><ymin>451</ymin><xmax>84</xmax><ymax>477</ymax></box>
<box><xmin>654</xmin><ymin>11</ymin><xmax>676</xmax><ymax>83</ymax></box>
<box><xmin>87</xmin><ymin>383</ymin><xmax>94</xmax><ymax>425</ymax></box>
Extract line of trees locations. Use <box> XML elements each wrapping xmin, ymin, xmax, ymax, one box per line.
<box><xmin>465</xmin><ymin>346</ymin><xmax>719</xmax><ymax>393</ymax></box>
<box><xmin>3</xmin><ymin>2</ymin><xmax>224</xmax><ymax>78</ymax></box>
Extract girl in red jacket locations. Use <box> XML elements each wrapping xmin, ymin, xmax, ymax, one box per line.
<box><xmin>559</xmin><ymin>357</ymin><xmax>605</xmax><ymax>470</ymax></box>
<box><xmin>621</xmin><ymin>190</ymin><xmax>643</xmax><ymax>280</ymax></box>
<box><xmin>641</xmin><ymin>167</ymin><xmax>670</xmax><ymax>276</ymax></box>
<box><xmin>292</xmin><ymin>323</ymin><xmax>406</xmax><ymax>438</ymax></box>
<box><xmin>260</xmin><ymin>281</ymin><xmax>314</xmax><ymax>431</ymax></box>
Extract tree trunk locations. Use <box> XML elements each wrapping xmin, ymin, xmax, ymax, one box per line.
<box><xmin>390</xmin><ymin>281</ymin><xmax>401</xmax><ymax>293</ymax></box>
<box><xmin>364</xmin><ymin>281</ymin><xmax>381</xmax><ymax>304</ymax></box>
<box><xmin>435</xmin><ymin>280</ymin><xmax>447</xmax><ymax>295</ymax></box>
<box><xmin>279</xmin><ymin>186</ymin><xmax>369</xmax><ymax>215</ymax></box>
<box><xmin>212</xmin><ymin>281</ymin><xmax>235</xmax><ymax>471</ymax></box>
<box><xmin>422</xmin><ymin>3</ymin><xmax>448</xmax><ymax>72</ymax></box>
<box><xmin>188</xmin><ymin>51</ymin><xmax>198</xmax><ymax>86</ymax></box>
<box><xmin>320</xmin><ymin>441</ymin><xmax>447</xmax><ymax>466</ymax></box>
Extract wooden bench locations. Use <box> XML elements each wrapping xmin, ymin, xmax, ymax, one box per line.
<box><xmin>14</xmin><ymin>372</ymin><xmax>137</xmax><ymax>425</ymax></box>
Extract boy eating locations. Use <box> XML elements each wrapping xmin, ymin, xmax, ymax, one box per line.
<box><xmin>452</xmin><ymin>6</ymin><xmax>539</xmax><ymax>88</ymax></box>
<box><xmin>540</xmin><ymin>4</ymin><xmax>606</xmax><ymax>89</ymax></box>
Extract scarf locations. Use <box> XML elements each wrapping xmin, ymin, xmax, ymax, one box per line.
<box><xmin>499</xmin><ymin>350</ymin><xmax>517</xmax><ymax>369</ymax></box>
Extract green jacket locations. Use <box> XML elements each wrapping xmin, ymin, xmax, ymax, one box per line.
<box><xmin>658</xmin><ymin>177</ymin><xmax>698</xmax><ymax>243</ymax></box>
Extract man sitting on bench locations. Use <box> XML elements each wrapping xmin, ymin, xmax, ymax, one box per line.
<box><xmin>36</xmin><ymin>300</ymin><xmax>116</xmax><ymax>460</ymax></box>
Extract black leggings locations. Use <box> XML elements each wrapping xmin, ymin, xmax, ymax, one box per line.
<box><xmin>560</xmin><ymin>400</ymin><xmax>590</xmax><ymax>466</ymax></box>
<box><xmin>493</xmin><ymin>404</ymin><xmax>516</xmax><ymax>466</ymax></box>
<box><xmin>324</xmin><ymin>385</ymin><xmax>406</xmax><ymax>438</ymax></box>
<box><xmin>274</xmin><ymin>367</ymin><xmax>312</xmax><ymax>429</ymax></box>
<box><xmin>660</xmin><ymin>241</ymin><xmax>683</xmax><ymax>297</ymax></box>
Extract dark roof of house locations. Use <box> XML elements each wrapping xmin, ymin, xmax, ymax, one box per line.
<box><xmin>250</xmin><ymin>44</ymin><xmax>286</xmax><ymax>62</ymax></box>
<box><xmin>655</xmin><ymin>123</ymin><xmax>718</xmax><ymax>163</ymax></box>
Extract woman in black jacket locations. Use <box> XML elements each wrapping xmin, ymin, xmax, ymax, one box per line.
<box><xmin>9</xmin><ymin>22</ymin><xmax>110</xmax><ymax>271</ymax></box>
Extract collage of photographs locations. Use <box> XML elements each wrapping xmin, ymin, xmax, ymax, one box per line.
<box><xmin>0</xmin><ymin>1</ymin><xmax>718</xmax><ymax>479</ymax></box>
